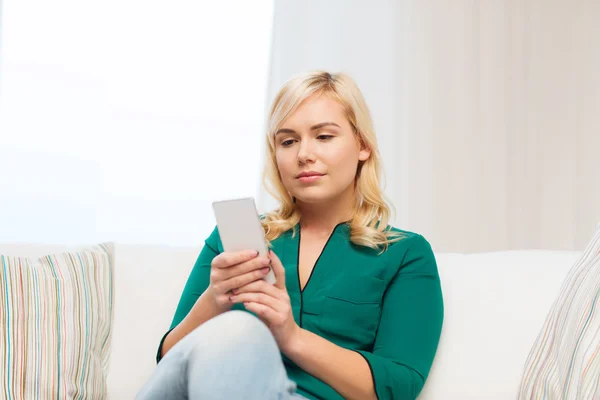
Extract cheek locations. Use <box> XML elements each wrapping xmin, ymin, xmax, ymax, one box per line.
<box><xmin>275</xmin><ymin>153</ymin><xmax>292</xmax><ymax>179</ymax></box>
<box><xmin>325</xmin><ymin>147</ymin><xmax>359</xmax><ymax>176</ymax></box>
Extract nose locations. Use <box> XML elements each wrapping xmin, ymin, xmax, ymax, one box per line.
<box><xmin>297</xmin><ymin>139</ymin><xmax>315</xmax><ymax>164</ymax></box>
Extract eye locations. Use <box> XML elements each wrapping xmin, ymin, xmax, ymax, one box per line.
<box><xmin>281</xmin><ymin>139</ymin><xmax>296</xmax><ymax>147</ymax></box>
<box><xmin>317</xmin><ymin>135</ymin><xmax>334</xmax><ymax>141</ymax></box>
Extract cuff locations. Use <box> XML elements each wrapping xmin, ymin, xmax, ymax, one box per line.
<box><xmin>354</xmin><ymin>350</ymin><xmax>380</xmax><ymax>400</ymax></box>
<box><xmin>354</xmin><ymin>350</ymin><xmax>424</xmax><ymax>400</ymax></box>
<box><xmin>156</xmin><ymin>328</ymin><xmax>175</xmax><ymax>364</ymax></box>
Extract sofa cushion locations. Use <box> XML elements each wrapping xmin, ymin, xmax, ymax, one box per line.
<box><xmin>419</xmin><ymin>250</ymin><xmax>581</xmax><ymax>399</ymax></box>
<box><xmin>105</xmin><ymin>243</ymin><xmax>202</xmax><ymax>399</ymax></box>
<box><xmin>0</xmin><ymin>243</ymin><xmax>114</xmax><ymax>399</ymax></box>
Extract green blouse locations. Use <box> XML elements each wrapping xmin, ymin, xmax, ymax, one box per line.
<box><xmin>157</xmin><ymin>222</ymin><xmax>444</xmax><ymax>400</ymax></box>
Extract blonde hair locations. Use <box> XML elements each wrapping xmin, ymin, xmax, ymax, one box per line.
<box><xmin>260</xmin><ymin>71</ymin><xmax>405</xmax><ymax>253</ymax></box>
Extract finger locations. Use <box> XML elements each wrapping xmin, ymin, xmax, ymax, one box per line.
<box><xmin>268</xmin><ymin>250</ymin><xmax>286</xmax><ymax>289</ymax></box>
<box><xmin>213</xmin><ymin>250</ymin><xmax>259</xmax><ymax>269</ymax></box>
<box><xmin>223</xmin><ymin>256</ymin><xmax>271</xmax><ymax>281</ymax></box>
<box><xmin>232</xmin><ymin>279</ymin><xmax>286</xmax><ymax>300</ymax></box>
<box><xmin>230</xmin><ymin>292</ymin><xmax>286</xmax><ymax>313</ymax></box>
<box><xmin>220</xmin><ymin>267</ymin><xmax>271</xmax><ymax>293</ymax></box>
<box><xmin>242</xmin><ymin>301</ymin><xmax>279</xmax><ymax>321</ymax></box>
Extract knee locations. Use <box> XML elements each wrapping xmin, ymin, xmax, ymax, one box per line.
<box><xmin>190</xmin><ymin>310</ymin><xmax>277</xmax><ymax>357</ymax></box>
<box><xmin>185</xmin><ymin>311</ymin><xmax>291</xmax><ymax>398</ymax></box>
<box><xmin>215</xmin><ymin>310</ymin><xmax>272</xmax><ymax>344</ymax></box>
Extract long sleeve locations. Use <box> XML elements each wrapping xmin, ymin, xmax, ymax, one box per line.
<box><xmin>155</xmin><ymin>225</ymin><xmax>221</xmax><ymax>363</ymax></box>
<box><xmin>355</xmin><ymin>234</ymin><xmax>444</xmax><ymax>399</ymax></box>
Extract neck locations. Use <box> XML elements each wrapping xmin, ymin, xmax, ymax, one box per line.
<box><xmin>295</xmin><ymin>187</ymin><xmax>355</xmax><ymax>236</ymax></box>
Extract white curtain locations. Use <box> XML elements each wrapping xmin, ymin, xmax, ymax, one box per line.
<box><xmin>0</xmin><ymin>0</ymin><xmax>274</xmax><ymax>246</ymax></box>
<box><xmin>259</xmin><ymin>0</ymin><xmax>600</xmax><ymax>253</ymax></box>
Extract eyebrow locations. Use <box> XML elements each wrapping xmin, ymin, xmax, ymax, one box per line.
<box><xmin>275</xmin><ymin>122</ymin><xmax>341</xmax><ymax>136</ymax></box>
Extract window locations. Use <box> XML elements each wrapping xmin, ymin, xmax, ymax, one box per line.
<box><xmin>0</xmin><ymin>0</ymin><xmax>274</xmax><ymax>246</ymax></box>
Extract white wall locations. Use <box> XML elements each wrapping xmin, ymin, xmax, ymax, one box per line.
<box><xmin>263</xmin><ymin>0</ymin><xmax>600</xmax><ymax>252</ymax></box>
<box><xmin>0</xmin><ymin>0</ymin><xmax>274</xmax><ymax>246</ymax></box>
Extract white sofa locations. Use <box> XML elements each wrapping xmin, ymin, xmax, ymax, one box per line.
<box><xmin>0</xmin><ymin>242</ymin><xmax>581</xmax><ymax>399</ymax></box>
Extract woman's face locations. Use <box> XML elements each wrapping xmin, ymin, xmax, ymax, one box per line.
<box><xmin>274</xmin><ymin>93</ymin><xmax>370</xmax><ymax>205</ymax></box>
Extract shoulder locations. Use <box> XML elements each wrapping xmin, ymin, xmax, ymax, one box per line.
<box><xmin>384</xmin><ymin>227</ymin><xmax>437</xmax><ymax>274</ymax></box>
<box><xmin>386</xmin><ymin>226</ymin><xmax>432</xmax><ymax>251</ymax></box>
<box><xmin>386</xmin><ymin>225</ymin><xmax>421</xmax><ymax>239</ymax></box>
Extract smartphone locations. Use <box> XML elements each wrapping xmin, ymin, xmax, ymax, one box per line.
<box><xmin>211</xmin><ymin>197</ymin><xmax>276</xmax><ymax>285</ymax></box>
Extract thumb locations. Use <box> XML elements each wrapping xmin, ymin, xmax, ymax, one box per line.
<box><xmin>268</xmin><ymin>250</ymin><xmax>286</xmax><ymax>289</ymax></box>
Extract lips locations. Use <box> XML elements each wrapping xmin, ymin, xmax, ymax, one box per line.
<box><xmin>296</xmin><ymin>172</ymin><xmax>325</xmax><ymax>179</ymax></box>
<box><xmin>296</xmin><ymin>172</ymin><xmax>325</xmax><ymax>184</ymax></box>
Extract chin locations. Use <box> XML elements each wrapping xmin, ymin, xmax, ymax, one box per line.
<box><xmin>292</xmin><ymin>190</ymin><xmax>333</xmax><ymax>204</ymax></box>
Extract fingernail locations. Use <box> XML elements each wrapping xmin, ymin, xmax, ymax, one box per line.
<box><xmin>262</xmin><ymin>267</ymin><xmax>270</xmax><ymax>273</ymax></box>
<box><xmin>231</xmin><ymin>289</ymin><xmax>237</xmax><ymax>294</ymax></box>
<box><xmin>261</xmin><ymin>258</ymin><xmax>270</xmax><ymax>266</ymax></box>
<box><xmin>249</xmin><ymin>250</ymin><xmax>258</xmax><ymax>257</ymax></box>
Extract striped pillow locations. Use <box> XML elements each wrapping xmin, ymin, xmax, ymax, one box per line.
<box><xmin>518</xmin><ymin>226</ymin><xmax>600</xmax><ymax>399</ymax></box>
<box><xmin>0</xmin><ymin>243</ymin><xmax>114</xmax><ymax>399</ymax></box>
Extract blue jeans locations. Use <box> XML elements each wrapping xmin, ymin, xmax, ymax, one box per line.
<box><xmin>136</xmin><ymin>310</ymin><xmax>308</xmax><ymax>400</ymax></box>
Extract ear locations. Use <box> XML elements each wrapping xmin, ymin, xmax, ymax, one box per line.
<box><xmin>358</xmin><ymin>145</ymin><xmax>371</xmax><ymax>162</ymax></box>
<box><xmin>356</xmin><ymin>135</ymin><xmax>371</xmax><ymax>162</ymax></box>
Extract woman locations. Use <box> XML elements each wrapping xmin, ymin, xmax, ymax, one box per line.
<box><xmin>136</xmin><ymin>71</ymin><xmax>444</xmax><ymax>400</ymax></box>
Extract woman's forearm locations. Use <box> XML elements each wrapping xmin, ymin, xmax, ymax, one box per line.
<box><xmin>160</xmin><ymin>287</ymin><xmax>229</xmax><ymax>358</ymax></box>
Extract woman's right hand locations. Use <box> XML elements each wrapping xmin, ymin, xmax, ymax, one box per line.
<box><xmin>208</xmin><ymin>250</ymin><xmax>273</xmax><ymax>310</ymax></box>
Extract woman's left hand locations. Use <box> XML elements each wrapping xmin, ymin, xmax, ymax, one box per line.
<box><xmin>229</xmin><ymin>249</ymin><xmax>301</xmax><ymax>353</ymax></box>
